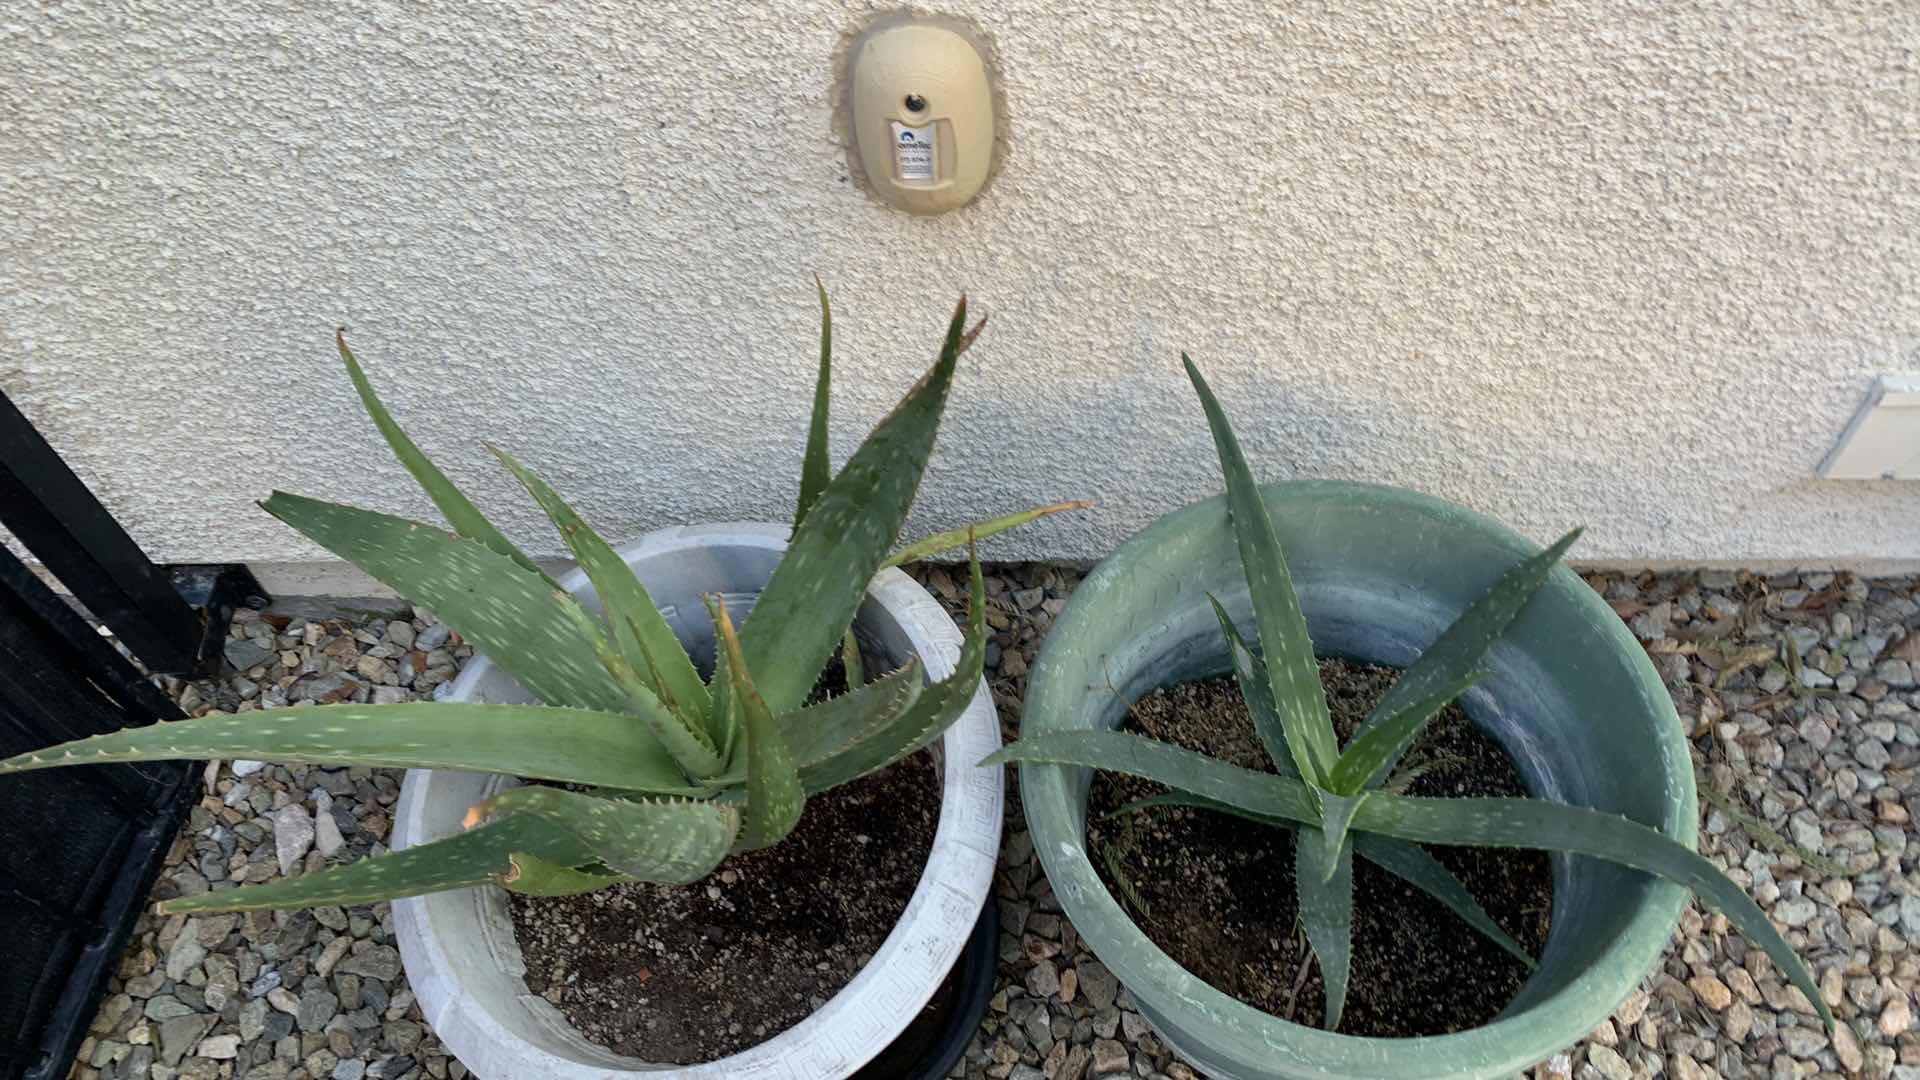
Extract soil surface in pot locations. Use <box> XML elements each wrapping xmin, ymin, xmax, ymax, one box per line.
<box><xmin>1087</xmin><ymin>658</ymin><xmax>1553</xmax><ymax>1037</ymax></box>
<box><xmin>508</xmin><ymin>748</ymin><xmax>940</xmax><ymax>1064</ymax></box>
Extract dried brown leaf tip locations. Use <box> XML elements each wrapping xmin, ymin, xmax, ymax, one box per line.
<box><xmin>956</xmin><ymin>313</ymin><xmax>988</xmax><ymax>357</ymax></box>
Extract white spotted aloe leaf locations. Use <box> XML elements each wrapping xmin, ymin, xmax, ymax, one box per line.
<box><xmin>470</xmin><ymin>786</ymin><xmax>739</xmax><ymax>884</ymax></box>
<box><xmin>490</xmin><ymin>444</ymin><xmax>710</xmax><ymax>724</ymax></box>
<box><xmin>1333</xmin><ymin>527</ymin><xmax>1583</xmax><ymax>795</ymax></box>
<box><xmin>156</xmin><ymin>811</ymin><xmax>596</xmax><ymax>914</ymax></box>
<box><xmin>1183</xmin><ymin>354</ymin><xmax>1336</xmax><ymax>785</ymax></box>
<box><xmin>335</xmin><ymin>331</ymin><xmax>553</xmax><ymax>585</ymax></box>
<box><xmin>798</xmin><ymin>539</ymin><xmax>988</xmax><ymax>794</ymax></box>
<box><xmin>0</xmin><ymin>702</ymin><xmax>698</xmax><ymax>794</ymax></box>
<box><xmin>707</xmin><ymin>596</ymin><xmax>805</xmax><ymax>851</ymax></box>
<box><xmin>881</xmin><ymin>500</ymin><xmax>1095</xmax><ymax>569</ymax></box>
<box><xmin>259</xmin><ymin>493</ymin><xmax>630</xmax><ymax>714</ymax></box>
<box><xmin>739</xmin><ymin>295</ymin><xmax>975</xmax><ymax>713</ymax></box>
<box><xmin>1294</xmin><ymin>823</ymin><xmax>1355</xmax><ymax>1028</ymax></box>
<box><xmin>1186</xmin><ymin>353</ymin><xmax>1356</xmax><ymax>1018</ymax></box>
<box><xmin>794</xmin><ymin>275</ymin><xmax>834</xmax><ymax>529</ymax></box>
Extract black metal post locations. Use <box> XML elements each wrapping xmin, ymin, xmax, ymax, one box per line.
<box><xmin>0</xmin><ymin>386</ymin><xmax>269</xmax><ymax>1079</ymax></box>
<box><xmin>0</xmin><ymin>390</ymin><xmax>208</xmax><ymax>674</ymax></box>
<box><xmin>0</xmin><ymin>544</ymin><xmax>196</xmax><ymax>1080</ymax></box>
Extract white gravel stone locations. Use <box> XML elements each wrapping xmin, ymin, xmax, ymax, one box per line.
<box><xmin>1773</xmin><ymin>897</ymin><xmax>1819</xmax><ymax>927</ymax></box>
<box><xmin>61</xmin><ymin>571</ymin><xmax>1920</xmax><ymax>1080</ymax></box>
<box><xmin>314</xmin><ymin>808</ymin><xmax>345</xmax><ymax>857</ymax></box>
<box><xmin>163</xmin><ymin>923</ymin><xmax>206</xmax><ymax>982</ymax></box>
<box><xmin>272</xmin><ymin>804</ymin><xmax>315</xmax><ymax>875</ymax></box>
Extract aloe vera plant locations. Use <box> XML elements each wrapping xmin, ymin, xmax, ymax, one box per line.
<box><xmin>1</xmin><ymin>288</ymin><xmax>1081</xmax><ymax>915</ymax></box>
<box><xmin>986</xmin><ymin>356</ymin><xmax>1831</xmax><ymax>1035</ymax></box>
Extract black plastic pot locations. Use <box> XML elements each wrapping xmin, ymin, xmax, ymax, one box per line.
<box><xmin>853</xmin><ymin>898</ymin><xmax>1000</xmax><ymax>1080</ymax></box>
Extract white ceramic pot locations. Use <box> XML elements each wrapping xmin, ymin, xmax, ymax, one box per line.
<box><xmin>390</xmin><ymin>523</ymin><xmax>1004</xmax><ymax>1078</ymax></box>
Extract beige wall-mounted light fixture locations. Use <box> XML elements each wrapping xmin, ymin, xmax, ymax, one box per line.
<box><xmin>849</xmin><ymin>18</ymin><xmax>995</xmax><ymax>215</ymax></box>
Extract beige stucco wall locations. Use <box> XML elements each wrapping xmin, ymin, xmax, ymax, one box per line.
<box><xmin>3</xmin><ymin>2</ymin><xmax>1916</xmax><ymax>571</ymax></box>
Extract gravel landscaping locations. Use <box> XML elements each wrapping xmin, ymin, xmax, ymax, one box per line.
<box><xmin>61</xmin><ymin>566</ymin><xmax>1920</xmax><ymax>1080</ymax></box>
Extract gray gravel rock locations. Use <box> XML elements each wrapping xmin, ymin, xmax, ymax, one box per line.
<box><xmin>68</xmin><ymin>571</ymin><xmax>1920</xmax><ymax>1080</ymax></box>
<box><xmin>337</xmin><ymin>944</ymin><xmax>404</xmax><ymax>982</ymax></box>
<box><xmin>162</xmin><ymin>929</ymin><xmax>205</xmax><ymax>982</ymax></box>
<box><xmin>65</xmin><ymin>607</ymin><xmax>466</xmax><ymax>1080</ymax></box>
<box><xmin>316</xmin><ymin>803</ymin><xmax>347</xmax><ymax>857</ymax></box>
<box><xmin>272</xmin><ymin>803</ymin><xmax>315</xmax><ymax>874</ymax></box>
<box><xmin>297</xmin><ymin>986</ymin><xmax>340</xmax><ymax>1032</ymax></box>
<box><xmin>223</xmin><ymin>638</ymin><xmax>274</xmax><ymax>672</ymax></box>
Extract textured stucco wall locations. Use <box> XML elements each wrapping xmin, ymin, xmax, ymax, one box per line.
<box><xmin>3</xmin><ymin>2</ymin><xmax>1917</xmax><ymax>571</ymax></box>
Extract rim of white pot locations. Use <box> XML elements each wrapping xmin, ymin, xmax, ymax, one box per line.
<box><xmin>389</xmin><ymin>522</ymin><xmax>1004</xmax><ymax>1079</ymax></box>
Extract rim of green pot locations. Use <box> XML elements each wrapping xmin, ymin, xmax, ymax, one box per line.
<box><xmin>1019</xmin><ymin>480</ymin><xmax>1695</xmax><ymax>1080</ymax></box>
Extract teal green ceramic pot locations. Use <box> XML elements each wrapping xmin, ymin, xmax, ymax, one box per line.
<box><xmin>1020</xmin><ymin>482</ymin><xmax>1693</xmax><ymax>1080</ymax></box>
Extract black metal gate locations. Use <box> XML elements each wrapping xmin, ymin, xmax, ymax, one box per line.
<box><xmin>0</xmin><ymin>389</ymin><xmax>265</xmax><ymax>1080</ymax></box>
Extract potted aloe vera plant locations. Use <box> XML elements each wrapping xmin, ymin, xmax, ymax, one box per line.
<box><xmin>991</xmin><ymin>357</ymin><xmax>1830</xmax><ymax>1080</ymax></box>
<box><xmin>3</xmin><ymin>289</ymin><xmax>1082</xmax><ymax>1079</ymax></box>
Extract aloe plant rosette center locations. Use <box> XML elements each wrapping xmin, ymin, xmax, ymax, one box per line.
<box><xmin>392</xmin><ymin>523</ymin><xmax>1004</xmax><ymax>1077</ymax></box>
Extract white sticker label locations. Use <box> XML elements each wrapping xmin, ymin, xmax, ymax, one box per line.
<box><xmin>891</xmin><ymin>121</ymin><xmax>936</xmax><ymax>181</ymax></box>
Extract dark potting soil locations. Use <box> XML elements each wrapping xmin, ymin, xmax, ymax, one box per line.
<box><xmin>508</xmin><ymin>748</ymin><xmax>940</xmax><ymax>1064</ymax></box>
<box><xmin>1087</xmin><ymin>658</ymin><xmax>1553</xmax><ymax>1037</ymax></box>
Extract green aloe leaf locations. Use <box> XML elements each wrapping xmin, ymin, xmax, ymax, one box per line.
<box><xmin>1294</xmin><ymin>826</ymin><xmax>1354</xmax><ymax>1030</ymax></box>
<box><xmin>796</xmin><ymin>276</ymin><xmax>834</xmax><ymax>529</ymax></box>
<box><xmin>990</xmin><ymin>731</ymin><xmax>1822</xmax><ymax>1028</ymax></box>
<box><xmin>597</xmin><ymin>644</ymin><xmax>725</xmax><ymax>780</ymax></box>
<box><xmin>708</xmin><ymin>597</ymin><xmax>805</xmax><ymax>850</ymax></box>
<box><xmin>1377</xmin><ymin>753</ymin><xmax>1464</xmax><ymax>796</ymax></box>
<box><xmin>0</xmin><ymin>702</ymin><xmax>698</xmax><ymax>793</ymax></box>
<box><xmin>490</xmin><ymin>445</ymin><xmax>710</xmax><ymax>721</ymax></box>
<box><xmin>335</xmin><ymin>331</ymin><xmax>552</xmax><ymax>584</ymax></box>
<box><xmin>841</xmin><ymin>627</ymin><xmax>865</xmax><ymax>688</ymax></box>
<box><xmin>1316</xmin><ymin>791</ymin><xmax>1368</xmax><ymax>879</ymax></box>
<box><xmin>158</xmin><ymin>812</ymin><xmax>594</xmax><ymax>914</ymax></box>
<box><xmin>477</xmin><ymin>786</ymin><xmax>739</xmax><ymax>884</ymax></box>
<box><xmin>1112</xmin><ymin>792</ymin><xmax>1534</xmax><ymax>967</ymax></box>
<box><xmin>880</xmin><ymin>500</ymin><xmax>1095</xmax><ymax>569</ymax></box>
<box><xmin>709</xmin><ymin>645</ymin><xmax>740</xmax><ymax>768</ymax></box>
<box><xmin>983</xmin><ymin>730</ymin><xmax>1320</xmax><ymax>823</ymax></box>
<box><xmin>1183</xmin><ymin>355</ymin><xmax>1336</xmax><ymax>784</ymax></box>
<box><xmin>1352</xmin><ymin>793</ymin><xmax>1833</xmax><ymax>1030</ymax></box>
<box><xmin>798</xmin><ymin>542</ymin><xmax>987</xmax><ymax>794</ymax></box>
<box><xmin>1350</xmin><ymin>529</ymin><xmax>1582</xmax><ymax>790</ymax></box>
<box><xmin>740</xmin><ymin>296</ymin><xmax>970</xmax><ymax>712</ymax></box>
<box><xmin>498</xmin><ymin>852</ymin><xmax>633</xmax><ymax>896</ymax></box>
<box><xmin>705</xmin><ymin>660</ymin><xmax>926</xmax><ymax>791</ymax></box>
<box><xmin>781</xmin><ymin>660</ymin><xmax>923</xmax><ymax>771</ymax></box>
<box><xmin>261</xmin><ymin>492</ymin><xmax>629</xmax><ymax>713</ymax></box>
<box><xmin>1206</xmin><ymin>594</ymin><xmax>1297</xmax><ymax>779</ymax></box>
<box><xmin>1324</xmin><ymin>673</ymin><xmax>1487</xmax><ymax>796</ymax></box>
